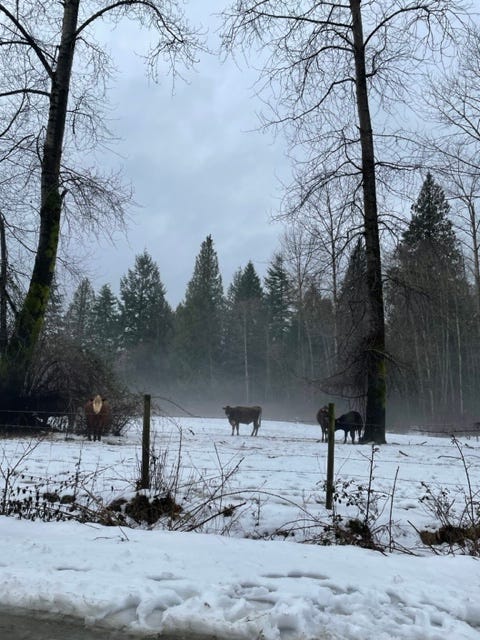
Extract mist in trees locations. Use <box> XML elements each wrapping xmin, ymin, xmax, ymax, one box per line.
<box><xmin>386</xmin><ymin>174</ymin><xmax>474</xmax><ymax>425</ymax></box>
<box><xmin>118</xmin><ymin>250</ymin><xmax>173</xmax><ymax>388</ymax></box>
<box><xmin>20</xmin><ymin>184</ymin><xmax>480</xmax><ymax>432</ymax></box>
<box><xmin>219</xmin><ymin>0</ymin><xmax>473</xmax><ymax>442</ymax></box>
<box><xmin>173</xmin><ymin>234</ymin><xmax>225</xmax><ymax>397</ymax></box>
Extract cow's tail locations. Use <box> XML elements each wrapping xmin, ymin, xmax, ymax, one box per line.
<box><xmin>258</xmin><ymin>407</ymin><xmax>262</xmax><ymax>428</ymax></box>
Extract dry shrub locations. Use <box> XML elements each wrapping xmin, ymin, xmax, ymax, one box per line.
<box><xmin>11</xmin><ymin>335</ymin><xmax>141</xmax><ymax>435</ymax></box>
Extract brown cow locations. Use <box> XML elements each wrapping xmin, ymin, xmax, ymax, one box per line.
<box><xmin>223</xmin><ymin>405</ymin><xmax>262</xmax><ymax>436</ymax></box>
<box><xmin>316</xmin><ymin>405</ymin><xmax>363</xmax><ymax>444</ymax></box>
<box><xmin>84</xmin><ymin>395</ymin><xmax>111</xmax><ymax>442</ymax></box>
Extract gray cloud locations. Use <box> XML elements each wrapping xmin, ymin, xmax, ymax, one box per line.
<box><xmin>88</xmin><ymin>8</ymin><xmax>290</xmax><ymax>307</ymax></box>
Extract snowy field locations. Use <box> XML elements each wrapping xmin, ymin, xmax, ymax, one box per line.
<box><xmin>0</xmin><ymin>417</ymin><xmax>478</xmax><ymax>639</ymax></box>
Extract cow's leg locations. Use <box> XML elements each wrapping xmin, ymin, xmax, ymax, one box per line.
<box><xmin>343</xmin><ymin>430</ymin><xmax>348</xmax><ymax>444</ymax></box>
<box><xmin>235</xmin><ymin>423</ymin><xmax>239</xmax><ymax>435</ymax></box>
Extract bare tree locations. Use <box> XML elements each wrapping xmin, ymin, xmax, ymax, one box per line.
<box><xmin>423</xmin><ymin>27</ymin><xmax>480</xmax><ymax>314</ymax></box>
<box><xmin>221</xmin><ymin>0</ymin><xmax>469</xmax><ymax>443</ymax></box>
<box><xmin>0</xmin><ymin>0</ymin><xmax>202</xmax><ymax>416</ymax></box>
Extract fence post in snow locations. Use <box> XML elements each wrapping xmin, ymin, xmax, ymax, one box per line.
<box><xmin>140</xmin><ymin>394</ymin><xmax>151</xmax><ymax>490</ymax></box>
<box><xmin>326</xmin><ymin>402</ymin><xmax>335</xmax><ymax>509</ymax></box>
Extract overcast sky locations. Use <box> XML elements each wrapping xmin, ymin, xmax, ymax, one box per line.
<box><xmin>85</xmin><ymin>3</ymin><xmax>290</xmax><ymax>308</ymax></box>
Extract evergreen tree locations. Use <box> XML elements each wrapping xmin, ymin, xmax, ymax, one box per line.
<box><xmin>173</xmin><ymin>235</ymin><xmax>224</xmax><ymax>389</ymax></box>
<box><xmin>335</xmin><ymin>239</ymin><xmax>368</xmax><ymax>399</ymax></box>
<box><xmin>119</xmin><ymin>251</ymin><xmax>173</xmax><ymax>385</ymax></box>
<box><xmin>43</xmin><ymin>276</ymin><xmax>65</xmax><ymax>338</ymax></box>
<box><xmin>386</xmin><ymin>173</ymin><xmax>474</xmax><ymax>423</ymax></box>
<box><xmin>64</xmin><ymin>279</ymin><xmax>96</xmax><ymax>347</ymax></box>
<box><xmin>224</xmin><ymin>261</ymin><xmax>265</xmax><ymax>403</ymax></box>
<box><xmin>403</xmin><ymin>172</ymin><xmax>458</xmax><ymax>252</ymax></box>
<box><xmin>92</xmin><ymin>284</ymin><xmax>120</xmax><ymax>360</ymax></box>
<box><xmin>264</xmin><ymin>254</ymin><xmax>293</xmax><ymax>399</ymax></box>
<box><xmin>234</xmin><ymin>261</ymin><xmax>264</xmax><ymax>302</ymax></box>
<box><xmin>302</xmin><ymin>278</ymin><xmax>336</xmax><ymax>378</ymax></box>
<box><xmin>264</xmin><ymin>254</ymin><xmax>292</xmax><ymax>345</ymax></box>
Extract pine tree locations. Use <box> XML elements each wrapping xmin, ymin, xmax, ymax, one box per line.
<box><xmin>335</xmin><ymin>239</ymin><xmax>368</xmax><ymax>399</ymax></box>
<box><xmin>264</xmin><ymin>254</ymin><xmax>293</xmax><ymax>399</ymax></box>
<box><xmin>386</xmin><ymin>173</ymin><xmax>473</xmax><ymax>423</ymax></box>
<box><xmin>43</xmin><ymin>276</ymin><xmax>65</xmax><ymax>338</ymax></box>
<box><xmin>64</xmin><ymin>279</ymin><xmax>96</xmax><ymax>347</ymax></box>
<box><xmin>403</xmin><ymin>173</ymin><xmax>456</xmax><ymax>248</ymax></box>
<box><xmin>225</xmin><ymin>261</ymin><xmax>265</xmax><ymax>403</ymax></box>
<box><xmin>300</xmin><ymin>278</ymin><xmax>335</xmax><ymax>380</ymax></box>
<box><xmin>264</xmin><ymin>254</ymin><xmax>292</xmax><ymax>344</ymax></box>
<box><xmin>173</xmin><ymin>235</ymin><xmax>224</xmax><ymax>389</ymax></box>
<box><xmin>92</xmin><ymin>284</ymin><xmax>120</xmax><ymax>359</ymax></box>
<box><xmin>119</xmin><ymin>251</ymin><xmax>173</xmax><ymax>384</ymax></box>
<box><xmin>234</xmin><ymin>261</ymin><xmax>263</xmax><ymax>302</ymax></box>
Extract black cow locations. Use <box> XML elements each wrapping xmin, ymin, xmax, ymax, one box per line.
<box><xmin>316</xmin><ymin>406</ymin><xmax>363</xmax><ymax>444</ymax></box>
<box><xmin>223</xmin><ymin>405</ymin><xmax>262</xmax><ymax>436</ymax></box>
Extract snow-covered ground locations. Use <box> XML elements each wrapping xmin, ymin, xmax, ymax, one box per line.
<box><xmin>0</xmin><ymin>417</ymin><xmax>478</xmax><ymax>639</ymax></box>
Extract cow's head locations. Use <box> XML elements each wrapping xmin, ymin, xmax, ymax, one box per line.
<box><xmin>92</xmin><ymin>394</ymin><xmax>103</xmax><ymax>415</ymax></box>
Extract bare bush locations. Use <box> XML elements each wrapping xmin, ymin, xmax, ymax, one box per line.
<box><xmin>2</xmin><ymin>335</ymin><xmax>141</xmax><ymax>435</ymax></box>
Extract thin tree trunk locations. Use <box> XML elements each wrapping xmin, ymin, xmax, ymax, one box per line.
<box><xmin>243</xmin><ymin>306</ymin><xmax>250</xmax><ymax>403</ymax></box>
<box><xmin>265</xmin><ymin>326</ymin><xmax>271</xmax><ymax>400</ymax></box>
<box><xmin>350</xmin><ymin>0</ymin><xmax>386</xmax><ymax>444</ymax></box>
<box><xmin>0</xmin><ymin>213</ymin><xmax>7</xmax><ymax>356</ymax></box>
<box><xmin>468</xmin><ymin>201</ymin><xmax>480</xmax><ymax>317</ymax></box>
<box><xmin>409</xmin><ymin>307</ymin><xmax>425</xmax><ymax>414</ymax></box>
<box><xmin>454</xmin><ymin>295</ymin><xmax>464</xmax><ymax>417</ymax></box>
<box><xmin>327</xmin><ymin>192</ymin><xmax>339</xmax><ymax>362</ymax></box>
<box><xmin>421</xmin><ymin>324</ymin><xmax>435</xmax><ymax>421</ymax></box>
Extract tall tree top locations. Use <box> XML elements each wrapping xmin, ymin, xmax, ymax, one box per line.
<box><xmin>234</xmin><ymin>261</ymin><xmax>264</xmax><ymax>303</ymax></box>
<box><xmin>403</xmin><ymin>173</ymin><xmax>455</xmax><ymax>248</ymax></box>
<box><xmin>264</xmin><ymin>254</ymin><xmax>292</xmax><ymax>335</ymax></box>
<box><xmin>184</xmin><ymin>235</ymin><xmax>224</xmax><ymax>307</ymax></box>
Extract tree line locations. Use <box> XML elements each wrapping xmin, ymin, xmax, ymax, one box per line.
<box><xmin>45</xmin><ymin>171</ymin><xmax>480</xmax><ymax>429</ymax></box>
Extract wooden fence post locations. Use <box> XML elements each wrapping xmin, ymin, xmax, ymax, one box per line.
<box><xmin>326</xmin><ymin>402</ymin><xmax>335</xmax><ymax>509</ymax></box>
<box><xmin>140</xmin><ymin>394</ymin><xmax>151</xmax><ymax>490</ymax></box>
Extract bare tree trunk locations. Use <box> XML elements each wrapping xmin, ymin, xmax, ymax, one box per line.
<box><xmin>467</xmin><ymin>201</ymin><xmax>480</xmax><ymax>317</ymax></box>
<box><xmin>0</xmin><ymin>213</ymin><xmax>7</xmax><ymax>357</ymax></box>
<box><xmin>242</xmin><ymin>306</ymin><xmax>250</xmax><ymax>403</ymax></box>
<box><xmin>350</xmin><ymin>0</ymin><xmax>386</xmax><ymax>444</ymax></box>
<box><xmin>326</xmin><ymin>192</ymin><xmax>339</xmax><ymax>362</ymax></box>
<box><xmin>421</xmin><ymin>325</ymin><xmax>435</xmax><ymax>420</ymax></box>
<box><xmin>1</xmin><ymin>0</ymin><xmax>80</xmax><ymax>393</ymax></box>
<box><xmin>455</xmin><ymin>303</ymin><xmax>464</xmax><ymax>417</ymax></box>
<box><xmin>408</xmin><ymin>307</ymin><xmax>424</xmax><ymax>406</ymax></box>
